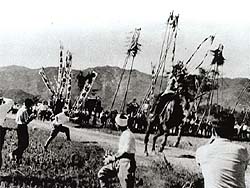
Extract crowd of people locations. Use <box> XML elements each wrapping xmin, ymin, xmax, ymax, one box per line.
<box><xmin>0</xmin><ymin>61</ymin><xmax>250</xmax><ymax>188</ymax></box>
<box><xmin>0</xmin><ymin>98</ymin><xmax>72</xmax><ymax>165</ymax></box>
<box><xmin>0</xmin><ymin>94</ymin><xmax>250</xmax><ymax>187</ymax></box>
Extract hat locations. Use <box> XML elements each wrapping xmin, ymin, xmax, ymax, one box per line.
<box><xmin>115</xmin><ymin>114</ymin><xmax>128</xmax><ymax>127</ymax></box>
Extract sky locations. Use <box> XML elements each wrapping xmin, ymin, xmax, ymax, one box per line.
<box><xmin>0</xmin><ymin>0</ymin><xmax>250</xmax><ymax>78</ymax></box>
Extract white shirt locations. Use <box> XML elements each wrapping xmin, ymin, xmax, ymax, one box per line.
<box><xmin>39</xmin><ymin>104</ymin><xmax>48</xmax><ymax>111</ymax></box>
<box><xmin>54</xmin><ymin>111</ymin><xmax>69</xmax><ymax>125</ymax></box>
<box><xmin>196</xmin><ymin>138</ymin><xmax>249</xmax><ymax>188</ymax></box>
<box><xmin>162</xmin><ymin>77</ymin><xmax>177</xmax><ymax>96</ymax></box>
<box><xmin>118</xmin><ymin>129</ymin><xmax>136</xmax><ymax>155</ymax></box>
<box><xmin>0</xmin><ymin>98</ymin><xmax>14</xmax><ymax>125</ymax></box>
<box><xmin>242</xmin><ymin>124</ymin><xmax>248</xmax><ymax>131</ymax></box>
<box><xmin>142</xmin><ymin>103</ymin><xmax>150</xmax><ymax>113</ymax></box>
<box><xmin>16</xmin><ymin>105</ymin><xmax>30</xmax><ymax>125</ymax></box>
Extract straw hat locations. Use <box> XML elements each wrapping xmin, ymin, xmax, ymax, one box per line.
<box><xmin>115</xmin><ymin>114</ymin><xmax>128</xmax><ymax>127</ymax></box>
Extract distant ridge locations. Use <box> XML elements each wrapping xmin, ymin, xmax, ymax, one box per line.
<box><xmin>2</xmin><ymin>89</ymin><xmax>35</xmax><ymax>104</ymax></box>
<box><xmin>0</xmin><ymin>65</ymin><xmax>249</xmax><ymax>111</ymax></box>
<box><xmin>0</xmin><ymin>65</ymin><xmax>30</xmax><ymax>72</ymax></box>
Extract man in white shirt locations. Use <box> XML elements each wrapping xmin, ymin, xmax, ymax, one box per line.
<box><xmin>0</xmin><ymin>98</ymin><xmax>15</xmax><ymax>167</ymax></box>
<box><xmin>98</xmin><ymin>113</ymin><xmax>136</xmax><ymax>188</ymax></box>
<box><xmin>38</xmin><ymin>101</ymin><xmax>49</xmax><ymax>121</ymax></box>
<box><xmin>196</xmin><ymin>111</ymin><xmax>249</xmax><ymax>188</ymax></box>
<box><xmin>10</xmin><ymin>98</ymin><xmax>36</xmax><ymax>163</ymax></box>
<box><xmin>44</xmin><ymin>108</ymin><xmax>71</xmax><ymax>151</ymax></box>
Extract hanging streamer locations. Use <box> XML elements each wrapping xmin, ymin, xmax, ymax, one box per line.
<box><xmin>150</xmin><ymin>63</ymin><xmax>156</xmax><ymax>100</ymax></box>
<box><xmin>110</xmin><ymin>28</ymin><xmax>141</xmax><ymax>111</ymax></box>
<box><xmin>58</xmin><ymin>44</ymin><xmax>64</xmax><ymax>91</ymax></box>
<box><xmin>39</xmin><ymin>67</ymin><xmax>56</xmax><ymax>96</ymax></box>
<box><xmin>185</xmin><ymin>35</ymin><xmax>214</xmax><ymax>65</ymax></box>
<box><xmin>58</xmin><ymin>51</ymin><xmax>72</xmax><ymax>100</ymax></box>
<box><xmin>75</xmin><ymin>71</ymin><xmax>98</xmax><ymax>111</ymax></box>
<box><xmin>194</xmin><ymin>35</ymin><xmax>215</xmax><ymax>70</ymax></box>
<box><xmin>154</xmin><ymin>12</ymin><xmax>179</xmax><ymax>88</ymax></box>
<box><xmin>64</xmin><ymin>52</ymin><xmax>73</xmax><ymax>110</ymax></box>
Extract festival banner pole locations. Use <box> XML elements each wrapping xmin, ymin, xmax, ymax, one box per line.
<box><xmin>39</xmin><ymin>67</ymin><xmax>56</xmax><ymax>96</ymax></box>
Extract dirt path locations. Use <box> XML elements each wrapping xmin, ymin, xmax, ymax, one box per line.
<box><xmin>28</xmin><ymin>119</ymin><xmax>199</xmax><ymax>173</ymax></box>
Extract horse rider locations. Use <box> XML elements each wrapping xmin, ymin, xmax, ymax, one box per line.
<box><xmin>153</xmin><ymin>70</ymin><xmax>180</xmax><ymax>116</ymax></box>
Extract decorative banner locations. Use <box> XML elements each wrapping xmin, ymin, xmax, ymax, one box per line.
<box><xmin>64</xmin><ymin>72</ymin><xmax>72</xmax><ymax>110</ymax></box>
<box><xmin>211</xmin><ymin>44</ymin><xmax>225</xmax><ymax>66</ymax></box>
<box><xmin>154</xmin><ymin>11</ymin><xmax>179</xmax><ymax>87</ymax></box>
<box><xmin>58</xmin><ymin>51</ymin><xmax>72</xmax><ymax>100</ymax></box>
<box><xmin>74</xmin><ymin>71</ymin><xmax>98</xmax><ymax>111</ymax></box>
<box><xmin>39</xmin><ymin>67</ymin><xmax>56</xmax><ymax>96</ymax></box>
<box><xmin>57</xmin><ymin>44</ymin><xmax>64</xmax><ymax>92</ymax></box>
<box><xmin>39</xmin><ymin>46</ymin><xmax>75</xmax><ymax>112</ymax></box>
<box><xmin>64</xmin><ymin>51</ymin><xmax>73</xmax><ymax>110</ymax></box>
<box><xmin>127</xmin><ymin>28</ymin><xmax>141</xmax><ymax>58</ymax></box>
<box><xmin>110</xmin><ymin>28</ymin><xmax>141</xmax><ymax>111</ymax></box>
<box><xmin>150</xmin><ymin>63</ymin><xmax>156</xmax><ymax>101</ymax></box>
<box><xmin>185</xmin><ymin>35</ymin><xmax>214</xmax><ymax>65</ymax></box>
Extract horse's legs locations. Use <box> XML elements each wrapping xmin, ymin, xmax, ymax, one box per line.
<box><xmin>159</xmin><ymin>129</ymin><xmax>169</xmax><ymax>152</ymax></box>
<box><xmin>144</xmin><ymin>119</ymin><xmax>153</xmax><ymax>156</ymax></box>
<box><xmin>174</xmin><ymin>123</ymin><xmax>183</xmax><ymax>147</ymax></box>
<box><xmin>152</xmin><ymin>127</ymin><xmax>164</xmax><ymax>152</ymax></box>
<box><xmin>144</xmin><ymin>131</ymin><xmax>150</xmax><ymax>156</ymax></box>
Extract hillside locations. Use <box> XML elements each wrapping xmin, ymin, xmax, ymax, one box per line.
<box><xmin>0</xmin><ymin>65</ymin><xmax>249</xmax><ymax>111</ymax></box>
<box><xmin>0</xmin><ymin>65</ymin><xmax>154</xmax><ymax>109</ymax></box>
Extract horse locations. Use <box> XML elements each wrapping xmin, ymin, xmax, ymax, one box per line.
<box><xmin>144</xmin><ymin>93</ymin><xmax>186</xmax><ymax>156</ymax></box>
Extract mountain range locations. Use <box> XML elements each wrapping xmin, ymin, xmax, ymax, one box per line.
<box><xmin>0</xmin><ymin>65</ymin><xmax>249</xmax><ymax>112</ymax></box>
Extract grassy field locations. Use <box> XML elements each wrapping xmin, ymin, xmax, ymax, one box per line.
<box><xmin>0</xmin><ymin>119</ymin><xmax>205</xmax><ymax>188</ymax></box>
<box><xmin>1</xmin><ymin>119</ymin><xmax>108</xmax><ymax>188</ymax></box>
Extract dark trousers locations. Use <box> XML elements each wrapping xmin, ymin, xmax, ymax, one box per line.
<box><xmin>44</xmin><ymin>125</ymin><xmax>71</xmax><ymax>149</ymax></box>
<box><xmin>12</xmin><ymin>125</ymin><xmax>29</xmax><ymax>161</ymax></box>
<box><xmin>98</xmin><ymin>158</ymin><xmax>136</xmax><ymax>188</ymax></box>
<box><xmin>154</xmin><ymin>93</ymin><xmax>175</xmax><ymax>115</ymax></box>
<box><xmin>0</xmin><ymin>127</ymin><xmax>7</xmax><ymax>167</ymax></box>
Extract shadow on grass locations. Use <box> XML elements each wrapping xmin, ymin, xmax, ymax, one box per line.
<box><xmin>177</xmin><ymin>154</ymin><xmax>195</xmax><ymax>159</ymax></box>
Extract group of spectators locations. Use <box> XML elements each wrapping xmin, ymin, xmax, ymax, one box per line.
<box><xmin>0</xmin><ymin>95</ymin><xmax>250</xmax><ymax>188</ymax></box>
<box><xmin>0</xmin><ymin>98</ymin><xmax>71</xmax><ymax>165</ymax></box>
<box><xmin>100</xmin><ymin>109</ymin><xmax>250</xmax><ymax>188</ymax></box>
<box><xmin>0</xmin><ymin>97</ymin><xmax>137</xmax><ymax>188</ymax></box>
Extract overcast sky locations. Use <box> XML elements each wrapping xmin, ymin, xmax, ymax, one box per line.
<box><xmin>0</xmin><ymin>0</ymin><xmax>250</xmax><ymax>78</ymax></box>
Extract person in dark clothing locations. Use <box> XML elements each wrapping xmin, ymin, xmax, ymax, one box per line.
<box><xmin>0</xmin><ymin>126</ymin><xmax>15</xmax><ymax>167</ymax></box>
<box><xmin>9</xmin><ymin>98</ymin><xmax>36</xmax><ymax>163</ymax></box>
